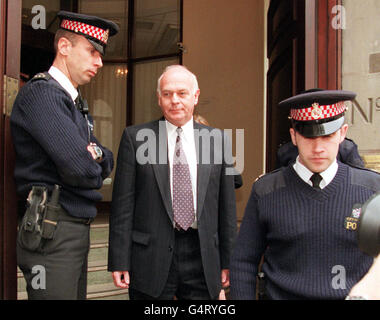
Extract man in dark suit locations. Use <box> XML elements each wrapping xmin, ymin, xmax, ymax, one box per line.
<box><xmin>108</xmin><ymin>65</ymin><xmax>237</xmax><ymax>300</ymax></box>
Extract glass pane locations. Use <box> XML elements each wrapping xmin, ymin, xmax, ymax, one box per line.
<box><xmin>81</xmin><ymin>64</ymin><xmax>127</xmax><ymax>201</ymax></box>
<box><xmin>78</xmin><ymin>0</ymin><xmax>128</xmax><ymax>59</ymax></box>
<box><xmin>78</xmin><ymin>1</ymin><xmax>129</xmax><ymax>199</ymax></box>
<box><xmin>341</xmin><ymin>0</ymin><xmax>380</xmax><ymax>169</ymax></box>
<box><xmin>133</xmin><ymin>57</ymin><xmax>179</xmax><ymax>125</ymax></box>
<box><xmin>22</xmin><ymin>0</ymin><xmax>60</xmax><ymax>31</ymax></box>
<box><xmin>21</xmin><ymin>0</ymin><xmax>62</xmax><ymax>80</ymax></box>
<box><xmin>133</xmin><ymin>0</ymin><xmax>180</xmax><ymax>58</ymax></box>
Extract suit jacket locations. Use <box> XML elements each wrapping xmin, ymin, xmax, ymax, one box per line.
<box><xmin>108</xmin><ymin>119</ymin><xmax>237</xmax><ymax>298</ymax></box>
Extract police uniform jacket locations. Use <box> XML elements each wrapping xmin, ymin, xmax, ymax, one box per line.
<box><xmin>230</xmin><ymin>162</ymin><xmax>380</xmax><ymax>299</ymax></box>
<box><xmin>10</xmin><ymin>71</ymin><xmax>113</xmax><ymax>218</ymax></box>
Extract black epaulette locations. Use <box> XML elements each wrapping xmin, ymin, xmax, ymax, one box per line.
<box><xmin>31</xmin><ymin>72</ymin><xmax>52</xmax><ymax>82</ymax></box>
<box><xmin>254</xmin><ymin>173</ymin><xmax>266</xmax><ymax>183</ymax></box>
<box><xmin>30</xmin><ymin>72</ymin><xmax>67</xmax><ymax>95</ymax></box>
<box><xmin>254</xmin><ymin>167</ymin><xmax>282</xmax><ymax>182</ymax></box>
<box><xmin>253</xmin><ymin>167</ymin><xmax>287</xmax><ymax>197</ymax></box>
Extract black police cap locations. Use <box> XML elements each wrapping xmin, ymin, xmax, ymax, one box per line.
<box><xmin>279</xmin><ymin>89</ymin><xmax>356</xmax><ymax>137</ymax></box>
<box><xmin>57</xmin><ymin>11</ymin><xmax>119</xmax><ymax>55</ymax></box>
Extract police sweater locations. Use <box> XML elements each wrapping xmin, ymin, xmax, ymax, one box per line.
<box><xmin>230</xmin><ymin>162</ymin><xmax>380</xmax><ymax>299</ymax></box>
<box><xmin>10</xmin><ymin>74</ymin><xmax>114</xmax><ymax>218</ymax></box>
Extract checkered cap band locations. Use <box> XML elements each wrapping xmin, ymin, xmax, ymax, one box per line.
<box><xmin>61</xmin><ymin>19</ymin><xmax>109</xmax><ymax>44</ymax></box>
<box><xmin>290</xmin><ymin>101</ymin><xmax>347</xmax><ymax>121</ymax></box>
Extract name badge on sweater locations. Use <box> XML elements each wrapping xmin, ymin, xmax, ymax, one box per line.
<box><xmin>345</xmin><ymin>204</ymin><xmax>361</xmax><ymax>231</ymax></box>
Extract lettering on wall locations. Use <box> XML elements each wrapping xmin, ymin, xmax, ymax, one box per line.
<box><xmin>345</xmin><ymin>98</ymin><xmax>380</xmax><ymax>125</ymax></box>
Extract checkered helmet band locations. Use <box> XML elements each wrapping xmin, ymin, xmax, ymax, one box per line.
<box><xmin>61</xmin><ymin>19</ymin><xmax>109</xmax><ymax>44</ymax></box>
<box><xmin>290</xmin><ymin>101</ymin><xmax>347</xmax><ymax>121</ymax></box>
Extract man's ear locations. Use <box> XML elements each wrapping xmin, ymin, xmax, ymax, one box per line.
<box><xmin>339</xmin><ymin>124</ymin><xmax>348</xmax><ymax>143</ymax></box>
<box><xmin>157</xmin><ymin>91</ymin><xmax>162</xmax><ymax>107</ymax></box>
<box><xmin>194</xmin><ymin>89</ymin><xmax>200</xmax><ymax>105</ymax></box>
<box><xmin>290</xmin><ymin>128</ymin><xmax>297</xmax><ymax>146</ymax></box>
<box><xmin>57</xmin><ymin>37</ymin><xmax>72</xmax><ymax>56</ymax></box>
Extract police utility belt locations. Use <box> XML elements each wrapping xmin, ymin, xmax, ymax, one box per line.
<box><xmin>18</xmin><ymin>185</ymin><xmax>93</xmax><ymax>251</ymax></box>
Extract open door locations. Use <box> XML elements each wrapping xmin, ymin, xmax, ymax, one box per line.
<box><xmin>266</xmin><ymin>0</ymin><xmax>305</xmax><ymax>171</ymax></box>
<box><xmin>266</xmin><ymin>0</ymin><xmax>342</xmax><ymax>172</ymax></box>
<box><xmin>0</xmin><ymin>0</ymin><xmax>22</xmax><ymax>300</ymax></box>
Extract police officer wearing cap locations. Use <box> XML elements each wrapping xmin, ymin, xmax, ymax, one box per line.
<box><xmin>230</xmin><ymin>89</ymin><xmax>380</xmax><ymax>300</ymax></box>
<box><xmin>11</xmin><ymin>11</ymin><xmax>118</xmax><ymax>299</ymax></box>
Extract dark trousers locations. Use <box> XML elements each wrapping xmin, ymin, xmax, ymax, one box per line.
<box><xmin>17</xmin><ymin>219</ymin><xmax>90</xmax><ymax>300</ymax></box>
<box><xmin>129</xmin><ymin>228</ymin><xmax>215</xmax><ymax>300</ymax></box>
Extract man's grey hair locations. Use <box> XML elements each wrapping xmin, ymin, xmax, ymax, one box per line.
<box><xmin>157</xmin><ymin>65</ymin><xmax>199</xmax><ymax>95</ymax></box>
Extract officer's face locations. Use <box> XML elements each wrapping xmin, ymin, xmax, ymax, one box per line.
<box><xmin>65</xmin><ymin>35</ymin><xmax>103</xmax><ymax>87</ymax></box>
<box><xmin>157</xmin><ymin>67</ymin><xmax>200</xmax><ymax>127</ymax></box>
<box><xmin>290</xmin><ymin>124</ymin><xmax>348</xmax><ymax>173</ymax></box>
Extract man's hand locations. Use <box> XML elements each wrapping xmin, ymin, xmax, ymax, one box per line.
<box><xmin>221</xmin><ymin>269</ymin><xmax>230</xmax><ymax>288</ymax></box>
<box><xmin>348</xmin><ymin>255</ymin><xmax>380</xmax><ymax>299</ymax></box>
<box><xmin>112</xmin><ymin>271</ymin><xmax>130</xmax><ymax>289</ymax></box>
<box><xmin>87</xmin><ymin>143</ymin><xmax>102</xmax><ymax>162</ymax></box>
<box><xmin>219</xmin><ymin>289</ymin><xmax>226</xmax><ymax>300</ymax></box>
<box><xmin>218</xmin><ymin>269</ymin><xmax>230</xmax><ymax>300</ymax></box>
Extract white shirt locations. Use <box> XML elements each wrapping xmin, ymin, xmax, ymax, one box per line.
<box><xmin>48</xmin><ymin>66</ymin><xmax>78</xmax><ymax>102</ymax></box>
<box><xmin>166</xmin><ymin>118</ymin><xmax>198</xmax><ymax>222</ymax></box>
<box><xmin>293</xmin><ymin>156</ymin><xmax>338</xmax><ymax>189</ymax></box>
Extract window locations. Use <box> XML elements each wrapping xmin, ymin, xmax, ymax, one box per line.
<box><xmin>340</xmin><ymin>0</ymin><xmax>380</xmax><ymax>168</ymax></box>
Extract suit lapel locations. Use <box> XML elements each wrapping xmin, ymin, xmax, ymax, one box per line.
<box><xmin>151</xmin><ymin>119</ymin><xmax>174</xmax><ymax>224</ymax></box>
<box><xmin>194</xmin><ymin>122</ymin><xmax>212</xmax><ymax>220</ymax></box>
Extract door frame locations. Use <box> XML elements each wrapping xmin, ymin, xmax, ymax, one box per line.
<box><xmin>1</xmin><ymin>0</ymin><xmax>21</xmax><ymax>300</ymax></box>
<box><xmin>316</xmin><ymin>0</ymin><xmax>342</xmax><ymax>90</ymax></box>
<box><xmin>305</xmin><ymin>0</ymin><xmax>342</xmax><ymax>90</ymax></box>
<box><xmin>266</xmin><ymin>0</ymin><xmax>342</xmax><ymax>171</ymax></box>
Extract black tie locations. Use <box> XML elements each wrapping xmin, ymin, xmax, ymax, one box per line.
<box><xmin>74</xmin><ymin>96</ymin><xmax>81</xmax><ymax>110</ymax></box>
<box><xmin>75</xmin><ymin>91</ymin><xmax>91</xmax><ymax>141</ymax></box>
<box><xmin>310</xmin><ymin>173</ymin><xmax>322</xmax><ymax>189</ymax></box>
<box><xmin>75</xmin><ymin>90</ymin><xmax>89</xmax><ymax>115</ymax></box>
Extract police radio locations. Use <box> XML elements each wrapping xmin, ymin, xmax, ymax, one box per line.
<box><xmin>357</xmin><ymin>192</ymin><xmax>380</xmax><ymax>257</ymax></box>
<box><xmin>76</xmin><ymin>96</ymin><xmax>89</xmax><ymax>116</ymax></box>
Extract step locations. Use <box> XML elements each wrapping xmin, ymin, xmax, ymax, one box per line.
<box><xmin>17</xmin><ymin>281</ymin><xmax>129</xmax><ymax>300</ymax></box>
<box><xmin>90</xmin><ymin>223</ymin><xmax>109</xmax><ymax>242</ymax></box>
<box><xmin>88</xmin><ymin>259</ymin><xmax>108</xmax><ymax>272</ymax></box>
<box><xmin>17</xmin><ymin>261</ymin><xmax>112</xmax><ymax>289</ymax></box>
<box><xmin>17</xmin><ymin>258</ymin><xmax>109</xmax><ymax>277</ymax></box>
<box><xmin>17</xmin><ymin>261</ymin><xmax>120</xmax><ymax>299</ymax></box>
<box><xmin>86</xmin><ymin>283</ymin><xmax>129</xmax><ymax>300</ymax></box>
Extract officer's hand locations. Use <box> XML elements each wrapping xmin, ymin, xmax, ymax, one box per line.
<box><xmin>87</xmin><ymin>143</ymin><xmax>103</xmax><ymax>162</ymax></box>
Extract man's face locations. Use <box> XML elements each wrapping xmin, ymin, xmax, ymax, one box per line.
<box><xmin>290</xmin><ymin>124</ymin><xmax>348</xmax><ymax>173</ymax></box>
<box><xmin>66</xmin><ymin>35</ymin><xmax>103</xmax><ymax>87</ymax></box>
<box><xmin>157</xmin><ymin>68</ymin><xmax>200</xmax><ymax>127</ymax></box>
